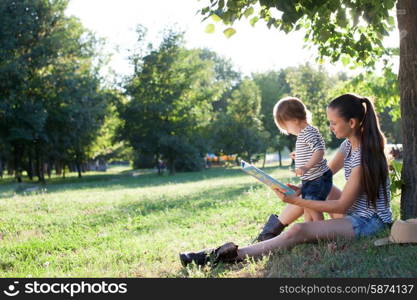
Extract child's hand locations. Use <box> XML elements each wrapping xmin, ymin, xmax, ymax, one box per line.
<box><xmin>295</xmin><ymin>166</ymin><xmax>309</xmax><ymax>176</ymax></box>
<box><xmin>289</xmin><ymin>151</ymin><xmax>296</xmax><ymax>160</ymax></box>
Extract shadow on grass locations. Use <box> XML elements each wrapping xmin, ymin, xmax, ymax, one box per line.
<box><xmin>177</xmin><ymin>263</ymin><xmax>239</xmax><ymax>278</ymax></box>
<box><xmin>77</xmin><ymin>184</ymin><xmax>250</xmax><ymax>233</ymax></box>
<box><xmin>0</xmin><ymin>180</ymin><xmax>255</xmax><ymax>275</ymax></box>
<box><xmin>262</xmin><ymin>228</ymin><xmax>417</xmax><ymax>278</ymax></box>
<box><xmin>177</xmin><ymin>227</ymin><xmax>417</xmax><ymax>278</ymax></box>
<box><xmin>0</xmin><ymin>165</ymin><xmax>295</xmax><ymax>199</ymax></box>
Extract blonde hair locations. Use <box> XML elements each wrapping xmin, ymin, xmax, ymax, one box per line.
<box><xmin>273</xmin><ymin>97</ymin><xmax>311</xmax><ymax>134</ymax></box>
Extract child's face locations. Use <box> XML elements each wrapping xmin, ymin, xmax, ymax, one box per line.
<box><xmin>327</xmin><ymin>107</ymin><xmax>358</xmax><ymax>139</ymax></box>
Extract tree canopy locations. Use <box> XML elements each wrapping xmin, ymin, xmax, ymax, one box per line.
<box><xmin>197</xmin><ymin>0</ymin><xmax>417</xmax><ymax>219</ymax></box>
<box><xmin>119</xmin><ymin>29</ymin><xmax>221</xmax><ymax>173</ymax></box>
<box><xmin>0</xmin><ymin>0</ymin><xmax>112</xmax><ymax>180</ymax></box>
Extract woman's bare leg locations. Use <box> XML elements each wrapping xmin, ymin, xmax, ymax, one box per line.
<box><xmin>306</xmin><ymin>208</ymin><xmax>324</xmax><ymax>221</ymax></box>
<box><xmin>327</xmin><ymin>185</ymin><xmax>342</xmax><ymax>200</ymax></box>
<box><xmin>257</xmin><ymin>184</ymin><xmax>343</xmax><ymax>243</ymax></box>
<box><xmin>277</xmin><ymin>185</ymin><xmax>342</xmax><ymax>225</ymax></box>
<box><xmin>303</xmin><ymin>209</ymin><xmax>312</xmax><ymax>222</ymax></box>
<box><xmin>278</xmin><ymin>185</ymin><xmax>343</xmax><ymax>224</ymax></box>
<box><xmin>277</xmin><ymin>204</ymin><xmax>304</xmax><ymax>225</ymax></box>
<box><xmin>238</xmin><ymin>217</ymin><xmax>354</xmax><ymax>259</ymax></box>
<box><xmin>326</xmin><ymin>185</ymin><xmax>345</xmax><ymax>219</ymax></box>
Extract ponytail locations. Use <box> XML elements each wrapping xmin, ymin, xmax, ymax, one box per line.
<box><xmin>360</xmin><ymin>97</ymin><xmax>389</xmax><ymax>208</ymax></box>
<box><xmin>328</xmin><ymin>94</ymin><xmax>389</xmax><ymax>208</ymax></box>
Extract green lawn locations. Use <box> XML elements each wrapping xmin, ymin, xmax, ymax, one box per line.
<box><xmin>0</xmin><ymin>161</ymin><xmax>415</xmax><ymax>278</ymax></box>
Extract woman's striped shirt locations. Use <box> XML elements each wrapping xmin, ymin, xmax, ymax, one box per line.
<box><xmin>339</xmin><ymin>139</ymin><xmax>392</xmax><ymax>223</ymax></box>
<box><xmin>295</xmin><ymin>124</ymin><xmax>329</xmax><ymax>181</ymax></box>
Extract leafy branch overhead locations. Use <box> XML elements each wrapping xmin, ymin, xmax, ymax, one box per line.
<box><xmin>199</xmin><ymin>0</ymin><xmax>397</xmax><ymax>66</ymax></box>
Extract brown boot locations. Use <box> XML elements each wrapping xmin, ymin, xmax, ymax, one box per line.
<box><xmin>179</xmin><ymin>242</ymin><xmax>241</xmax><ymax>267</ymax></box>
<box><xmin>255</xmin><ymin>214</ymin><xmax>287</xmax><ymax>242</ymax></box>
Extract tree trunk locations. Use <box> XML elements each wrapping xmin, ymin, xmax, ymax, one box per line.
<box><xmin>76</xmin><ymin>160</ymin><xmax>82</xmax><ymax>178</ymax></box>
<box><xmin>288</xmin><ymin>145</ymin><xmax>295</xmax><ymax>168</ymax></box>
<box><xmin>7</xmin><ymin>158</ymin><xmax>13</xmax><ymax>176</ymax></box>
<box><xmin>27</xmin><ymin>149</ymin><xmax>33</xmax><ymax>180</ymax></box>
<box><xmin>55</xmin><ymin>161</ymin><xmax>62</xmax><ymax>176</ymax></box>
<box><xmin>35</xmin><ymin>145</ymin><xmax>45</xmax><ymax>183</ymax></box>
<box><xmin>47</xmin><ymin>161</ymin><xmax>52</xmax><ymax>179</ymax></box>
<box><xmin>397</xmin><ymin>0</ymin><xmax>417</xmax><ymax>219</ymax></box>
<box><xmin>156</xmin><ymin>156</ymin><xmax>162</xmax><ymax>175</ymax></box>
<box><xmin>13</xmin><ymin>144</ymin><xmax>23</xmax><ymax>183</ymax></box>
<box><xmin>262</xmin><ymin>151</ymin><xmax>266</xmax><ymax>168</ymax></box>
<box><xmin>278</xmin><ymin>149</ymin><xmax>282</xmax><ymax>167</ymax></box>
<box><xmin>168</xmin><ymin>158</ymin><xmax>175</xmax><ymax>175</ymax></box>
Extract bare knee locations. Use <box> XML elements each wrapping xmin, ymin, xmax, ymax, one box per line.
<box><xmin>284</xmin><ymin>223</ymin><xmax>308</xmax><ymax>241</ymax></box>
<box><xmin>327</xmin><ymin>185</ymin><xmax>342</xmax><ymax>200</ymax></box>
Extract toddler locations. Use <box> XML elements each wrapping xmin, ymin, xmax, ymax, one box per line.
<box><xmin>273</xmin><ymin>97</ymin><xmax>332</xmax><ymax>221</ymax></box>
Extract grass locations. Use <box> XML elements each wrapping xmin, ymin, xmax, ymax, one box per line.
<box><xmin>0</xmin><ymin>159</ymin><xmax>415</xmax><ymax>278</ymax></box>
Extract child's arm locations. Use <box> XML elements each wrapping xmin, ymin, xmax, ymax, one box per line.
<box><xmin>295</xmin><ymin>150</ymin><xmax>324</xmax><ymax>176</ymax></box>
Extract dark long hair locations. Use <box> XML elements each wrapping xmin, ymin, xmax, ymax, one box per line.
<box><xmin>328</xmin><ymin>94</ymin><xmax>389</xmax><ymax>208</ymax></box>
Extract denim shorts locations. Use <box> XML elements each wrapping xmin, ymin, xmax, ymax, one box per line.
<box><xmin>345</xmin><ymin>213</ymin><xmax>389</xmax><ymax>238</ymax></box>
<box><xmin>301</xmin><ymin>169</ymin><xmax>333</xmax><ymax>201</ymax></box>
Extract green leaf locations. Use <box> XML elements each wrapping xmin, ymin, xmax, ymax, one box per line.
<box><xmin>295</xmin><ymin>3</ymin><xmax>303</xmax><ymax>12</ymax></box>
<box><xmin>244</xmin><ymin>7</ymin><xmax>254</xmax><ymax>18</ymax></box>
<box><xmin>223</xmin><ymin>27</ymin><xmax>236</xmax><ymax>38</ymax></box>
<box><xmin>250</xmin><ymin>16</ymin><xmax>259</xmax><ymax>27</ymax></box>
<box><xmin>387</xmin><ymin>16</ymin><xmax>395</xmax><ymax>26</ymax></box>
<box><xmin>211</xmin><ymin>14</ymin><xmax>222</xmax><ymax>22</ymax></box>
<box><xmin>384</xmin><ymin>0</ymin><xmax>396</xmax><ymax>10</ymax></box>
<box><xmin>392</xmin><ymin>160</ymin><xmax>403</xmax><ymax>173</ymax></box>
<box><xmin>336</xmin><ymin>9</ymin><xmax>348</xmax><ymax>28</ymax></box>
<box><xmin>205</xmin><ymin>24</ymin><xmax>215</xmax><ymax>34</ymax></box>
<box><xmin>318</xmin><ymin>30</ymin><xmax>331</xmax><ymax>42</ymax></box>
<box><xmin>351</xmin><ymin>9</ymin><xmax>360</xmax><ymax>27</ymax></box>
<box><xmin>341</xmin><ymin>55</ymin><xmax>350</xmax><ymax>66</ymax></box>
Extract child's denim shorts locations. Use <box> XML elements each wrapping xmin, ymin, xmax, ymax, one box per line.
<box><xmin>345</xmin><ymin>213</ymin><xmax>390</xmax><ymax>238</ymax></box>
<box><xmin>301</xmin><ymin>169</ymin><xmax>333</xmax><ymax>201</ymax></box>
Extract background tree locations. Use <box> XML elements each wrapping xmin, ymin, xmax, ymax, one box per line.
<box><xmin>211</xmin><ymin>78</ymin><xmax>268</xmax><ymax>162</ymax></box>
<box><xmin>89</xmin><ymin>97</ymin><xmax>134</xmax><ymax>165</ymax></box>
<box><xmin>252</xmin><ymin>70</ymin><xmax>292</xmax><ymax>167</ymax></box>
<box><xmin>198</xmin><ymin>0</ymin><xmax>417</xmax><ymax>219</ymax></box>
<box><xmin>0</xmin><ymin>0</ymin><xmax>112</xmax><ymax>181</ymax></box>
<box><xmin>119</xmin><ymin>28</ymin><xmax>220</xmax><ymax>174</ymax></box>
<box><xmin>198</xmin><ymin>48</ymin><xmax>241</xmax><ymax>114</ymax></box>
<box><xmin>285</xmin><ymin>64</ymin><xmax>334</xmax><ymax>144</ymax></box>
<box><xmin>329</xmin><ymin>67</ymin><xmax>402</xmax><ymax>144</ymax></box>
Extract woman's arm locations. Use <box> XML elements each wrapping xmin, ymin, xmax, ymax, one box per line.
<box><xmin>328</xmin><ymin>150</ymin><xmax>345</xmax><ymax>175</ymax></box>
<box><xmin>276</xmin><ymin>166</ymin><xmax>363</xmax><ymax>214</ymax></box>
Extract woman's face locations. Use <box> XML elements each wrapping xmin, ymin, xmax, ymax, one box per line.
<box><xmin>326</xmin><ymin>107</ymin><xmax>356</xmax><ymax>139</ymax></box>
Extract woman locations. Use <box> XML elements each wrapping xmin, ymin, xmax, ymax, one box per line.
<box><xmin>180</xmin><ymin>93</ymin><xmax>392</xmax><ymax>266</ymax></box>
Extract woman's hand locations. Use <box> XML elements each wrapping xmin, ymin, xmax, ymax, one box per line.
<box><xmin>289</xmin><ymin>151</ymin><xmax>296</xmax><ymax>160</ymax></box>
<box><xmin>286</xmin><ymin>183</ymin><xmax>301</xmax><ymax>196</ymax></box>
<box><xmin>273</xmin><ymin>185</ymin><xmax>301</xmax><ymax>204</ymax></box>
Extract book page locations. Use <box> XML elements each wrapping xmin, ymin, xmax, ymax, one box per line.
<box><xmin>241</xmin><ymin>160</ymin><xmax>295</xmax><ymax>195</ymax></box>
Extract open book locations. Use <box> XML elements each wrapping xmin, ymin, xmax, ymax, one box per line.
<box><xmin>241</xmin><ymin>160</ymin><xmax>295</xmax><ymax>195</ymax></box>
